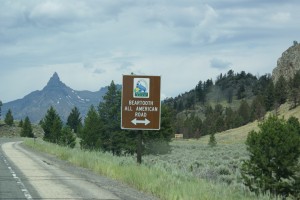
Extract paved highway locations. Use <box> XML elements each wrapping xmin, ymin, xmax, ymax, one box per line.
<box><xmin>0</xmin><ymin>138</ymin><xmax>157</xmax><ymax>200</ymax></box>
<box><xmin>0</xmin><ymin>138</ymin><xmax>40</xmax><ymax>199</ymax></box>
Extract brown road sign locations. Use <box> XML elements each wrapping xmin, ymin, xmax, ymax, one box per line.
<box><xmin>121</xmin><ymin>75</ymin><xmax>161</xmax><ymax>130</ymax></box>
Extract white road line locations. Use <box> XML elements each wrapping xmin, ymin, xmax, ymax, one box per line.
<box><xmin>1</xmin><ymin>154</ymin><xmax>33</xmax><ymax>200</ymax></box>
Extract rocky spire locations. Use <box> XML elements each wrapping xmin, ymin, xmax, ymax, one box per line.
<box><xmin>272</xmin><ymin>42</ymin><xmax>300</xmax><ymax>83</ymax></box>
<box><xmin>44</xmin><ymin>72</ymin><xmax>66</xmax><ymax>89</ymax></box>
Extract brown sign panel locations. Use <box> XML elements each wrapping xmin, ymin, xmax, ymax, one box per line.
<box><xmin>121</xmin><ymin>75</ymin><xmax>161</xmax><ymax>130</ymax></box>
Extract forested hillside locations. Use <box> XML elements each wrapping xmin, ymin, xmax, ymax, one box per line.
<box><xmin>164</xmin><ymin>69</ymin><xmax>300</xmax><ymax>139</ymax></box>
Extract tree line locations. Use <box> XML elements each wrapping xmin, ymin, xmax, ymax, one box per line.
<box><xmin>1</xmin><ymin>81</ymin><xmax>173</xmax><ymax>155</ymax></box>
<box><xmin>164</xmin><ymin>70</ymin><xmax>300</xmax><ymax>139</ymax></box>
<box><xmin>40</xmin><ymin>81</ymin><xmax>172</xmax><ymax>155</ymax></box>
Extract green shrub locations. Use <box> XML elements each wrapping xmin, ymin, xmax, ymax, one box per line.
<box><xmin>241</xmin><ymin>115</ymin><xmax>300</xmax><ymax>198</ymax></box>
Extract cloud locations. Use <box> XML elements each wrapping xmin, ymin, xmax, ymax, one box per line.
<box><xmin>94</xmin><ymin>68</ymin><xmax>105</xmax><ymax>74</ymax></box>
<box><xmin>118</xmin><ymin>61</ymin><xmax>134</xmax><ymax>70</ymax></box>
<box><xmin>1</xmin><ymin>0</ymin><xmax>300</xmax><ymax>102</ymax></box>
<box><xmin>83</xmin><ymin>62</ymin><xmax>94</xmax><ymax>69</ymax></box>
<box><xmin>270</xmin><ymin>12</ymin><xmax>291</xmax><ymax>23</ymax></box>
<box><xmin>210</xmin><ymin>58</ymin><xmax>232</xmax><ymax>70</ymax></box>
<box><xmin>190</xmin><ymin>4</ymin><xmax>220</xmax><ymax>44</ymax></box>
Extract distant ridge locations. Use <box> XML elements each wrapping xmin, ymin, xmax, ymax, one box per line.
<box><xmin>2</xmin><ymin>72</ymin><xmax>117</xmax><ymax>123</ymax></box>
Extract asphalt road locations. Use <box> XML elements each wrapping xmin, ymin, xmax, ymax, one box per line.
<box><xmin>0</xmin><ymin>138</ymin><xmax>157</xmax><ymax>200</ymax></box>
<box><xmin>0</xmin><ymin>138</ymin><xmax>40</xmax><ymax>200</ymax></box>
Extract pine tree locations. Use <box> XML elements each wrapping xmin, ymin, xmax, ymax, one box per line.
<box><xmin>98</xmin><ymin>81</ymin><xmax>123</xmax><ymax>155</ymax></box>
<box><xmin>4</xmin><ymin>109</ymin><xmax>14</xmax><ymax>126</ymax></box>
<box><xmin>66</xmin><ymin>106</ymin><xmax>82</xmax><ymax>134</ymax></box>
<box><xmin>80</xmin><ymin>105</ymin><xmax>102</xmax><ymax>150</ymax></box>
<box><xmin>21</xmin><ymin>116</ymin><xmax>34</xmax><ymax>138</ymax></box>
<box><xmin>238</xmin><ymin>100</ymin><xmax>251</xmax><ymax>125</ymax></box>
<box><xmin>274</xmin><ymin>75</ymin><xmax>288</xmax><ymax>105</ymax></box>
<box><xmin>264</xmin><ymin>81</ymin><xmax>275</xmax><ymax>111</ymax></box>
<box><xmin>208</xmin><ymin>133</ymin><xmax>217</xmax><ymax>147</ymax></box>
<box><xmin>40</xmin><ymin>106</ymin><xmax>63</xmax><ymax>143</ymax></box>
<box><xmin>288</xmin><ymin>71</ymin><xmax>300</xmax><ymax>109</ymax></box>
<box><xmin>195</xmin><ymin>81</ymin><xmax>205</xmax><ymax>104</ymax></box>
<box><xmin>59</xmin><ymin>126</ymin><xmax>76</xmax><ymax>148</ymax></box>
<box><xmin>250</xmin><ymin>95</ymin><xmax>266</xmax><ymax>121</ymax></box>
<box><xmin>226</xmin><ymin>88</ymin><xmax>234</xmax><ymax>104</ymax></box>
<box><xmin>237</xmin><ymin>85</ymin><xmax>246</xmax><ymax>99</ymax></box>
<box><xmin>18</xmin><ymin>119</ymin><xmax>24</xmax><ymax>127</ymax></box>
<box><xmin>177</xmin><ymin>100</ymin><xmax>184</xmax><ymax>112</ymax></box>
<box><xmin>241</xmin><ymin>115</ymin><xmax>300</xmax><ymax>198</ymax></box>
<box><xmin>224</xmin><ymin>107</ymin><xmax>235</xmax><ymax>129</ymax></box>
<box><xmin>144</xmin><ymin>104</ymin><xmax>173</xmax><ymax>154</ymax></box>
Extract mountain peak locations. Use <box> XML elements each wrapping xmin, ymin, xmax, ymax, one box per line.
<box><xmin>51</xmin><ymin>72</ymin><xmax>60</xmax><ymax>81</ymax></box>
<box><xmin>44</xmin><ymin>72</ymin><xmax>66</xmax><ymax>89</ymax></box>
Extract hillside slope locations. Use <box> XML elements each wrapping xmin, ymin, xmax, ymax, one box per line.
<box><xmin>191</xmin><ymin>103</ymin><xmax>300</xmax><ymax>144</ymax></box>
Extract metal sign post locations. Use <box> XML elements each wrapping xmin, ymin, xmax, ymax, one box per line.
<box><xmin>121</xmin><ymin>75</ymin><xmax>161</xmax><ymax>164</ymax></box>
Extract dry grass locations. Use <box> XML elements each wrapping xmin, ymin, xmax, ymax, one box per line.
<box><xmin>191</xmin><ymin>102</ymin><xmax>300</xmax><ymax>145</ymax></box>
<box><xmin>24</xmin><ymin>139</ymin><xmax>272</xmax><ymax>200</ymax></box>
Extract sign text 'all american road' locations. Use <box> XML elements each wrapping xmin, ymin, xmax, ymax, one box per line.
<box><xmin>121</xmin><ymin>75</ymin><xmax>161</xmax><ymax>130</ymax></box>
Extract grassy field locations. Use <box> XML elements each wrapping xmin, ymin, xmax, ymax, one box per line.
<box><xmin>23</xmin><ymin>138</ymin><xmax>273</xmax><ymax>200</ymax></box>
<box><xmin>9</xmin><ymin>104</ymin><xmax>300</xmax><ymax>199</ymax></box>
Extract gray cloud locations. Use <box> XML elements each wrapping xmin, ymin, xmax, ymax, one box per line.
<box><xmin>118</xmin><ymin>61</ymin><xmax>134</xmax><ymax>70</ymax></box>
<box><xmin>84</xmin><ymin>62</ymin><xmax>94</xmax><ymax>69</ymax></box>
<box><xmin>210</xmin><ymin>58</ymin><xmax>232</xmax><ymax>69</ymax></box>
<box><xmin>1</xmin><ymin>0</ymin><xmax>300</xmax><ymax>102</ymax></box>
<box><xmin>94</xmin><ymin>68</ymin><xmax>105</xmax><ymax>74</ymax></box>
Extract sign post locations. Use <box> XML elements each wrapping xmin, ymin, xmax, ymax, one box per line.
<box><xmin>121</xmin><ymin>75</ymin><xmax>161</xmax><ymax>164</ymax></box>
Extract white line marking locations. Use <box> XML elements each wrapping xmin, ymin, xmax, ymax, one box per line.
<box><xmin>1</xmin><ymin>154</ymin><xmax>33</xmax><ymax>200</ymax></box>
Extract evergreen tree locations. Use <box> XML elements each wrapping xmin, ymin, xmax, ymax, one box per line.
<box><xmin>18</xmin><ymin>119</ymin><xmax>24</xmax><ymax>127</ymax></box>
<box><xmin>195</xmin><ymin>81</ymin><xmax>206</xmax><ymax>104</ymax></box>
<box><xmin>238</xmin><ymin>100</ymin><xmax>251</xmax><ymax>125</ymax></box>
<box><xmin>185</xmin><ymin>93</ymin><xmax>195</xmax><ymax>109</ymax></box>
<box><xmin>21</xmin><ymin>116</ymin><xmax>34</xmax><ymax>138</ymax></box>
<box><xmin>51</xmin><ymin>115</ymin><xmax>62</xmax><ymax>144</ymax></box>
<box><xmin>237</xmin><ymin>85</ymin><xmax>246</xmax><ymax>99</ymax></box>
<box><xmin>250</xmin><ymin>95</ymin><xmax>266</xmax><ymax>121</ymax></box>
<box><xmin>60</xmin><ymin>126</ymin><xmax>76</xmax><ymax>148</ymax></box>
<box><xmin>224</xmin><ymin>107</ymin><xmax>236</xmax><ymax>129</ymax></box>
<box><xmin>214</xmin><ymin>104</ymin><xmax>225</xmax><ymax>132</ymax></box>
<box><xmin>66</xmin><ymin>106</ymin><xmax>82</xmax><ymax>133</ymax></box>
<box><xmin>177</xmin><ymin>100</ymin><xmax>184</xmax><ymax>112</ymax></box>
<box><xmin>274</xmin><ymin>75</ymin><xmax>288</xmax><ymax>105</ymax></box>
<box><xmin>208</xmin><ymin>133</ymin><xmax>217</xmax><ymax>147</ymax></box>
<box><xmin>4</xmin><ymin>109</ymin><xmax>14</xmax><ymax>126</ymax></box>
<box><xmin>226</xmin><ymin>88</ymin><xmax>234</xmax><ymax>104</ymax></box>
<box><xmin>215</xmin><ymin>116</ymin><xmax>225</xmax><ymax>132</ymax></box>
<box><xmin>264</xmin><ymin>81</ymin><xmax>275</xmax><ymax>111</ymax></box>
<box><xmin>183</xmin><ymin>116</ymin><xmax>194</xmax><ymax>138</ymax></box>
<box><xmin>252</xmin><ymin>74</ymin><xmax>272</xmax><ymax>95</ymax></box>
<box><xmin>287</xmin><ymin>116</ymin><xmax>300</xmax><ymax>136</ymax></box>
<box><xmin>80</xmin><ymin>105</ymin><xmax>102</xmax><ymax>150</ymax></box>
<box><xmin>289</xmin><ymin>88</ymin><xmax>300</xmax><ymax>109</ymax></box>
<box><xmin>98</xmin><ymin>81</ymin><xmax>123</xmax><ymax>155</ymax></box>
<box><xmin>241</xmin><ymin>115</ymin><xmax>300</xmax><ymax>198</ymax></box>
<box><xmin>40</xmin><ymin>106</ymin><xmax>63</xmax><ymax>143</ymax></box>
<box><xmin>144</xmin><ymin>104</ymin><xmax>173</xmax><ymax>154</ymax></box>
<box><xmin>288</xmin><ymin>71</ymin><xmax>300</xmax><ymax>109</ymax></box>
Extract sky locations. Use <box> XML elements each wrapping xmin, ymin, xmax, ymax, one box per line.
<box><xmin>1</xmin><ymin>0</ymin><xmax>300</xmax><ymax>103</ymax></box>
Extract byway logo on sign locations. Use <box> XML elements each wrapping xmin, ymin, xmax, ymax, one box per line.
<box><xmin>133</xmin><ymin>78</ymin><xmax>149</xmax><ymax>98</ymax></box>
